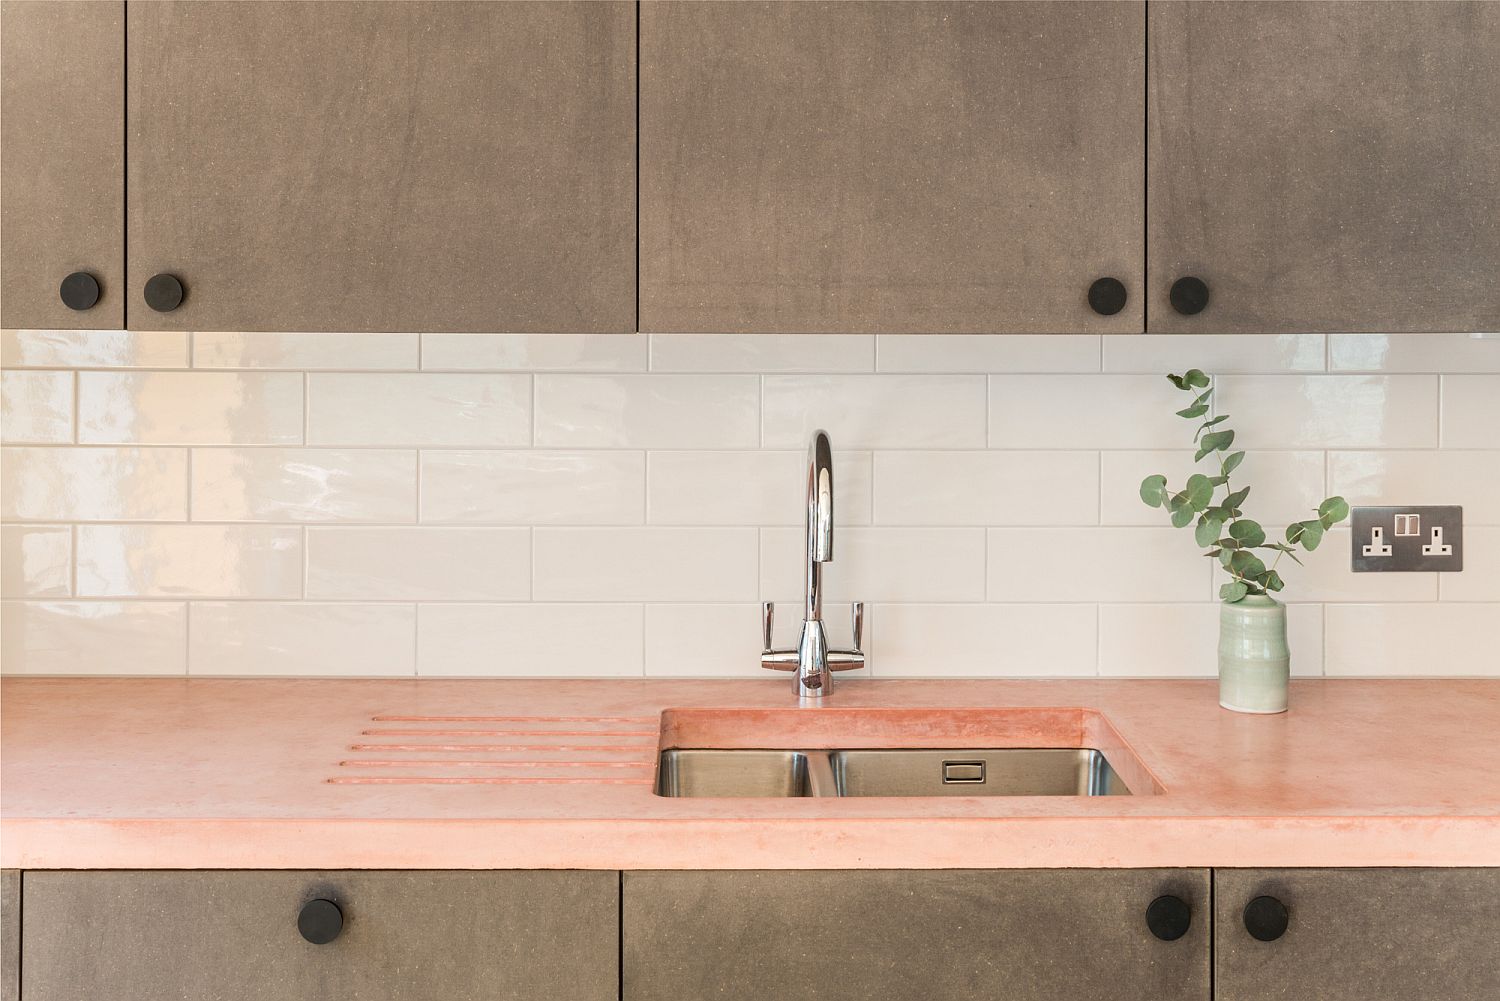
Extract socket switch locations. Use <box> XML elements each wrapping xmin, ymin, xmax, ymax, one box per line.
<box><xmin>1351</xmin><ymin>505</ymin><xmax>1463</xmax><ymax>573</ymax></box>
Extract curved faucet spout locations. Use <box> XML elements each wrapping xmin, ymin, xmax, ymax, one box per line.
<box><xmin>806</xmin><ymin>430</ymin><xmax>834</xmax><ymax>620</ymax></box>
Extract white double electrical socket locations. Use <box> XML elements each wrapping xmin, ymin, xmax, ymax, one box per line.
<box><xmin>1351</xmin><ymin>506</ymin><xmax>1463</xmax><ymax>573</ymax></box>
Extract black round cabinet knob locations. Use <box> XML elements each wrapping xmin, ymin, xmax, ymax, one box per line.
<box><xmin>1169</xmin><ymin>276</ymin><xmax>1210</xmax><ymax>316</ymax></box>
<box><xmin>298</xmin><ymin>898</ymin><xmax>343</xmax><ymax>945</ymax></box>
<box><xmin>59</xmin><ymin>271</ymin><xmax>101</xmax><ymax>311</ymax></box>
<box><xmin>143</xmin><ymin>273</ymin><xmax>185</xmax><ymax>312</ymax></box>
<box><xmin>1243</xmin><ymin>895</ymin><xmax>1290</xmax><ymax>942</ymax></box>
<box><xmin>1146</xmin><ymin>894</ymin><xmax>1192</xmax><ymax>941</ymax></box>
<box><xmin>1088</xmin><ymin>277</ymin><xmax>1128</xmax><ymax>316</ymax></box>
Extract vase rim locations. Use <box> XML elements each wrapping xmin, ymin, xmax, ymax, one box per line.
<box><xmin>1225</xmin><ymin>593</ymin><xmax>1281</xmax><ymax>607</ymax></box>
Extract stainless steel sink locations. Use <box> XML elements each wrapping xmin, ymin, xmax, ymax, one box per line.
<box><xmin>656</xmin><ymin>748</ymin><xmax>1131</xmax><ymax>797</ymax></box>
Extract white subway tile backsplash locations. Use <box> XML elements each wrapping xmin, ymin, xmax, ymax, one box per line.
<box><xmin>1098</xmin><ymin>603</ymin><xmax>1323</xmax><ymax>677</ymax></box>
<box><xmin>78</xmin><ymin>371</ymin><xmax>304</xmax><ymax>445</ymax></box>
<box><xmin>987</xmin><ymin>528</ymin><xmax>1210</xmax><ymax>603</ymax></box>
<box><xmin>1</xmin><ymin>447</ymin><xmax>188</xmax><ymax>522</ymax></box>
<box><xmin>1330</xmin><ymin>333</ymin><xmax>1500</xmax><ymax>373</ymax></box>
<box><xmin>1282</xmin><ymin>528</ymin><xmax>1438</xmax><ymax>602</ymax></box>
<box><xmin>877</xmin><ymin>334</ymin><xmax>1099</xmax><ymax>373</ymax></box>
<box><xmin>1099</xmin><ymin>450</ymin><xmax>1325</xmax><ymax>528</ymax></box>
<box><xmin>874</xmin><ymin>451</ymin><xmax>1098</xmax><ymax>526</ymax></box>
<box><xmin>308</xmin><ymin>373</ymin><xmax>530</xmax><ymax>446</ymax></box>
<box><xmin>306</xmin><ymin>527</ymin><xmax>530</xmax><ymax>600</ymax></box>
<box><xmin>651</xmin><ymin>334</ymin><xmax>875</xmax><ymax>373</ymax></box>
<box><xmin>644</xmin><ymin>604</ymin><xmax>763</xmax><ymax>677</ymax></box>
<box><xmin>1</xmin><ymin>600</ymin><xmax>187</xmax><ymax>674</ymax></box>
<box><xmin>648</xmin><ymin>450</ymin><xmax>871</xmax><ymax>526</ymax></box>
<box><xmin>1101</xmin><ymin>334</ymin><xmax>1325</xmax><ymax>373</ymax></box>
<box><xmin>1</xmin><ymin>370</ymin><xmax>73</xmax><ymax>443</ymax></box>
<box><xmin>1</xmin><ymin>328</ymin><xmax>188</xmax><ymax>369</ymax></box>
<box><xmin>536</xmin><ymin>374</ymin><xmax>759</xmax><ymax>448</ymax></box>
<box><xmin>75</xmin><ymin>525</ymin><xmax>302</xmax><ymax>598</ymax></box>
<box><xmin>534</xmin><ymin>528</ymin><xmax>758</xmax><ymax>602</ymax></box>
<box><xmin>419</xmin><ymin>603</ymin><xmax>644</xmax><ymax>676</ymax></box>
<box><xmin>872</xmin><ymin>603</ymin><xmax>1097</xmax><ymax>677</ymax></box>
<box><xmin>1439</xmin><ymin>528</ymin><xmax>1499</xmax><ymax>601</ymax></box>
<box><xmin>190</xmin><ymin>602</ymin><xmax>415</xmax><ymax>676</ymax></box>
<box><xmin>1325</xmin><ymin>603</ymin><xmax>1500</xmax><ymax>676</ymax></box>
<box><xmin>0</xmin><ymin>525</ymin><xmax>71</xmax><ymax>597</ymax></box>
<box><xmin>421</xmin><ymin>451</ymin><xmax>644</xmax><ymax>525</ymax></box>
<box><xmin>1440</xmin><ymin>375</ymin><xmax>1500</xmax><ymax>449</ymax></box>
<box><xmin>193</xmin><ymin>331</ymin><xmax>419</xmax><ymax>370</ymax></box>
<box><xmin>192</xmin><ymin>448</ymin><xmax>417</xmax><ymax>523</ymax></box>
<box><xmin>1328</xmin><ymin>450</ymin><xmax>1500</xmax><ymax>523</ymax></box>
<box><xmin>1214</xmin><ymin>375</ymin><xmax>1439</xmax><ymax>449</ymax></box>
<box><xmin>763</xmin><ymin>375</ymin><xmax>986</xmax><ymax>448</ymax></box>
<box><xmin>423</xmin><ymin>333</ymin><xmax>647</xmax><ymax>372</ymax></box>
<box><xmin>989</xmin><ymin>375</ymin><xmax>1186</xmax><ymax>449</ymax></box>
<box><xmin>761</xmin><ymin>527</ymin><xmax>986</xmax><ymax>603</ymax></box>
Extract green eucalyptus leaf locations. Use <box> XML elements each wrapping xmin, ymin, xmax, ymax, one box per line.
<box><xmin>1219</xmin><ymin>549</ymin><xmax>1235</xmax><ymax>568</ymax></box>
<box><xmin>1288</xmin><ymin>520</ymin><xmax>1324</xmax><ymax>551</ymax></box>
<box><xmin>1229</xmin><ymin>550</ymin><xmax>1267</xmax><ymax>577</ymax></box>
<box><xmin>1220</xmin><ymin>581</ymin><xmax>1250</xmax><ymax>602</ymax></box>
<box><xmin>1262</xmin><ymin>570</ymin><xmax>1285</xmax><ymax>592</ymax></box>
<box><xmin>1194</xmin><ymin>429</ymin><xmax>1235</xmax><ymax>462</ymax></box>
<box><xmin>1223</xmin><ymin>486</ymin><xmax>1251</xmax><ymax>508</ymax></box>
<box><xmin>1185</xmin><ymin>474</ymin><xmax>1214</xmax><ymax>511</ymax></box>
<box><xmin>1139</xmin><ymin>474</ymin><xmax>1169</xmax><ymax>508</ymax></box>
<box><xmin>1204</xmin><ymin>549</ymin><xmax>1223</xmax><ymax>558</ymax></box>
<box><xmin>1195</xmin><ymin>516</ymin><xmax>1223</xmax><ymax>548</ymax></box>
<box><xmin>1170</xmin><ymin>503</ymin><xmax>1194</xmax><ymax>528</ymax></box>
<box><xmin>1177</xmin><ymin>403</ymin><xmax>1210</xmax><ymax>419</ymax></box>
<box><xmin>1184</xmin><ymin>369</ymin><xmax>1210</xmax><ymax>389</ymax></box>
<box><xmin>1228</xmin><ymin>519</ymin><xmax>1266</xmax><ymax>547</ymax></box>
<box><xmin>1318</xmin><ymin>496</ymin><xmax>1350</xmax><ymax>528</ymax></box>
<box><xmin>1222</xmin><ymin>450</ymin><xmax>1246</xmax><ymax>475</ymax></box>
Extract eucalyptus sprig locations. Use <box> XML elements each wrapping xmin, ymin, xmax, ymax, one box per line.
<box><xmin>1139</xmin><ymin>369</ymin><xmax>1349</xmax><ymax>603</ymax></box>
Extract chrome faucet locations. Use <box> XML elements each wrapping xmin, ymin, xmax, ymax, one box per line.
<box><xmin>761</xmin><ymin>429</ymin><xmax>865</xmax><ymax>698</ymax></box>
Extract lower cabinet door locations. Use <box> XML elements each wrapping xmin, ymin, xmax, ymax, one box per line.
<box><xmin>21</xmin><ymin>870</ymin><xmax>618</xmax><ymax>1001</ymax></box>
<box><xmin>1215</xmin><ymin>868</ymin><xmax>1500</xmax><ymax>1001</ymax></box>
<box><xmin>623</xmin><ymin>869</ymin><xmax>1210</xmax><ymax>1001</ymax></box>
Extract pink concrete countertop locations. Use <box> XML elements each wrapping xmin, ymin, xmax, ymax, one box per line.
<box><xmin>3</xmin><ymin>677</ymin><xmax>1499</xmax><ymax>870</ymax></box>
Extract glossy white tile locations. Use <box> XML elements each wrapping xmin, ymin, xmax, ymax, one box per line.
<box><xmin>1</xmin><ymin>370</ymin><xmax>73</xmax><ymax>443</ymax></box>
<box><xmin>760</xmin><ymin>527</ymin><xmax>986</xmax><ymax>603</ymax></box>
<box><xmin>1328</xmin><ymin>451</ymin><xmax>1500</xmax><ymax>523</ymax></box>
<box><xmin>986</xmin><ymin>529</ymin><xmax>1210</xmax><ymax>602</ymax></box>
<box><xmin>1097</xmin><ymin>602</ymin><xmax>1323</xmax><ymax>677</ymax></box>
<box><xmin>876</xmin><ymin>334</ymin><xmax>1099</xmax><ymax>373</ymax></box>
<box><xmin>1331</xmin><ymin>333</ymin><xmax>1500</xmax><ymax>372</ymax></box>
<box><xmin>763</xmin><ymin>374</ymin><xmax>986</xmax><ymax>448</ymax></box>
<box><xmin>650</xmin><ymin>334</ymin><xmax>874</xmax><ymax>373</ymax></box>
<box><xmin>0</xmin><ymin>447</ymin><xmax>188</xmax><ymax>522</ymax></box>
<box><xmin>1282</xmin><ymin>528</ymin><xmax>1437</xmax><ymax>602</ymax></box>
<box><xmin>308</xmin><ymin>373</ymin><xmax>530</xmax><ymax>447</ymax></box>
<box><xmin>0</xmin><ymin>601</ymin><xmax>187</xmax><ymax>675</ymax></box>
<box><xmin>872</xmin><ymin>603</ymin><xmax>1097</xmax><ymax>677</ymax></box>
<box><xmin>1439</xmin><ymin>527</ymin><xmax>1499</xmax><ymax>601</ymax></box>
<box><xmin>1</xmin><ymin>328</ymin><xmax>188</xmax><ymax>368</ymax></box>
<box><xmin>421</xmin><ymin>451</ymin><xmax>644</xmax><ymax>525</ymax></box>
<box><xmin>189</xmin><ymin>602</ymin><xmax>415</xmax><ymax>676</ymax></box>
<box><xmin>988</xmin><ymin>375</ymin><xmax>1186</xmax><ymax>449</ymax></box>
<box><xmin>193</xmin><ymin>331</ymin><xmax>418</xmax><ymax>370</ymax></box>
<box><xmin>1214</xmin><ymin>375</ymin><xmax>1439</xmax><ymax>449</ymax></box>
<box><xmin>647</xmin><ymin>450</ymin><xmax>872</xmax><ymax>526</ymax></box>
<box><xmin>75</xmin><ymin>525</ymin><xmax>302</xmax><ymax>598</ymax></box>
<box><xmin>644</xmin><ymin>604</ymin><xmax>765</xmax><ymax>677</ymax></box>
<box><xmin>1102</xmin><ymin>334</ymin><xmax>1325</xmax><ymax>373</ymax></box>
<box><xmin>423</xmin><ymin>333</ymin><xmax>647</xmax><ymax>372</ymax></box>
<box><xmin>874</xmin><ymin>451</ymin><xmax>1098</xmax><ymax>526</ymax></box>
<box><xmin>1440</xmin><ymin>375</ymin><xmax>1500</xmax><ymax>448</ymax></box>
<box><xmin>1100</xmin><ymin>450</ymin><xmax>1325</xmax><ymax>527</ymax></box>
<box><xmin>0</xmin><ymin>525</ymin><xmax>71</xmax><ymax>597</ymax></box>
<box><xmin>1325</xmin><ymin>603</ymin><xmax>1500</xmax><ymax>676</ymax></box>
<box><xmin>78</xmin><ymin>371</ymin><xmax>303</xmax><ymax>445</ymax></box>
<box><xmin>419</xmin><ymin>603</ymin><xmax>644</xmax><ymax>676</ymax></box>
<box><xmin>533</xmin><ymin>528</ymin><xmax>758</xmax><ymax>601</ymax></box>
<box><xmin>191</xmin><ymin>448</ymin><xmax>417</xmax><ymax>524</ymax></box>
<box><xmin>535</xmin><ymin>374</ymin><xmax>759</xmax><ymax>448</ymax></box>
<box><xmin>306</xmin><ymin>527</ymin><xmax>530</xmax><ymax>600</ymax></box>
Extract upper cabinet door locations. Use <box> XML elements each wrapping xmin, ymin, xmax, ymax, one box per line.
<box><xmin>0</xmin><ymin>0</ymin><xmax>124</xmax><ymax>330</ymax></box>
<box><xmin>640</xmin><ymin>1</ymin><xmax>1145</xmax><ymax>335</ymax></box>
<box><xmin>1148</xmin><ymin>1</ymin><xmax>1500</xmax><ymax>333</ymax></box>
<box><xmin>126</xmin><ymin>1</ymin><xmax>635</xmax><ymax>333</ymax></box>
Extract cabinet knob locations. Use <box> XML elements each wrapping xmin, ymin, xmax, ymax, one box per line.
<box><xmin>1088</xmin><ymin>277</ymin><xmax>1128</xmax><ymax>316</ymax></box>
<box><xmin>1243</xmin><ymin>895</ymin><xmax>1289</xmax><ymax>942</ymax></box>
<box><xmin>1145</xmin><ymin>894</ymin><xmax>1192</xmax><ymax>941</ymax></box>
<box><xmin>144</xmin><ymin>273</ymin><xmax>185</xmax><ymax>312</ymax></box>
<box><xmin>1169</xmin><ymin>276</ymin><xmax>1210</xmax><ymax>316</ymax></box>
<box><xmin>59</xmin><ymin>272</ymin><xmax>101</xmax><ymax>311</ymax></box>
<box><xmin>298</xmin><ymin>898</ymin><xmax>343</xmax><ymax>945</ymax></box>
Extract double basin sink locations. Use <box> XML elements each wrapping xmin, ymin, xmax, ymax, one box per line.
<box><xmin>657</xmin><ymin>747</ymin><xmax>1131</xmax><ymax>798</ymax></box>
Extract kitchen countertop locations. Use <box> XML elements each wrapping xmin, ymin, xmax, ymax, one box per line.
<box><xmin>3</xmin><ymin>677</ymin><xmax>1498</xmax><ymax>870</ymax></box>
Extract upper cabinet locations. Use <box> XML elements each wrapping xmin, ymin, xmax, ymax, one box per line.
<box><xmin>1148</xmin><ymin>0</ymin><xmax>1500</xmax><ymax>333</ymax></box>
<box><xmin>639</xmin><ymin>0</ymin><xmax>1146</xmax><ymax>335</ymax></box>
<box><xmin>125</xmin><ymin>0</ymin><xmax>636</xmax><ymax>333</ymax></box>
<box><xmin>0</xmin><ymin>0</ymin><xmax>124</xmax><ymax>330</ymax></box>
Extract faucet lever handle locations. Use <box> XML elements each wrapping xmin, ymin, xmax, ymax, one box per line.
<box><xmin>851</xmin><ymin>601</ymin><xmax>864</xmax><ymax>651</ymax></box>
<box><xmin>761</xmin><ymin>601</ymin><xmax>775</xmax><ymax>653</ymax></box>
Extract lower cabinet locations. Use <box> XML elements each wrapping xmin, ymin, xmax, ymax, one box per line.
<box><xmin>1215</xmin><ymin>868</ymin><xmax>1500</xmax><ymax>1001</ymax></box>
<box><xmin>19</xmin><ymin>870</ymin><xmax>618</xmax><ymax>1001</ymax></box>
<box><xmin>623</xmin><ymin>869</ymin><xmax>1211</xmax><ymax>1001</ymax></box>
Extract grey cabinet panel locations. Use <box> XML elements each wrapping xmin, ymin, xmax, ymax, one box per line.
<box><xmin>1148</xmin><ymin>1</ymin><xmax>1500</xmax><ymax>333</ymax></box>
<box><xmin>126</xmin><ymin>1</ymin><xmax>635</xmax><ymax>333</ymax></box>
<box><xmin>22</xmin><ymin>870</ymin><xmax>618</xmax><ymax>1001</ymax></box>
<box><xmin>0</xmin><ymin>0</ymin><xmax>124</xmax><ymax>330</ymax></box>
<box><xmin>624</xmin><ymin>869</ymin><xmax>1208</xmax><ymax>1001</ymax></box>
<box><xmin>1215</xmin><ymin>868</ymin><xmax>1500</xmax><ymax>1001</ymax></box>
<box><xmin>640</xmin><ymin>1</ymin><xmax>1145</xmax><ymax>334</ymax></box>
<box><xmin>2</xmin><ymin>871</ymin><xmax>16</xmax><ymax>1001</ymax></box>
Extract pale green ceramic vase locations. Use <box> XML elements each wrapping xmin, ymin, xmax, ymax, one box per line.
<box><xmin>1218</xmin><ymin>594</ymin><xmax>1290</xmax><ymax>714</ymax></box>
